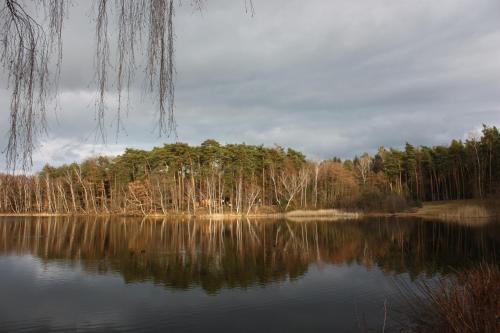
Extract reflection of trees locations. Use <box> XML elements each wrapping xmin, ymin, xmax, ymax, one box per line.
<box><xmin>0</xmin><ymin>217</ymin><xmax>497</xmax><ymax>293</ymax></box>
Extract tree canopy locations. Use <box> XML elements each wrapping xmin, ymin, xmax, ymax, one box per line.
<box><xmin>1</xmin><ymin>125</ymin><xmax>499</xmax><ymax>215</ymax></box>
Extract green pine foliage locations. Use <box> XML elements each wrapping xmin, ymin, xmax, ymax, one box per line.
<box><xmin>1</xmin><ymin>125</ymin><xmax>499</xmax><ymax>215</ymax></box>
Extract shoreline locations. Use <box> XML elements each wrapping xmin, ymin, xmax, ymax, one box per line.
<box><xmin>0</xmin><ymin>200</ymin><xmax>497</xmax><ymax>223</ymax></box>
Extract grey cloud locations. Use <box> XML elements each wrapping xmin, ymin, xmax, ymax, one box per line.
<box><xmin>1</xmin><ymin>0</ymin><xmax>500</xmax><ymax>171</ymax></box>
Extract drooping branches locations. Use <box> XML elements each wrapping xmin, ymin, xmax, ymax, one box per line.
<box><xmin>1</xmin><ymin>0</ymin><xmax>253</xmax><ymax>171</ymax></box>
<box><xmin>97</xmin><ymin>0</ymin><xmax>177</xmax><ymax>139</ymax></box>
<box><xmin>1</xmin><ymin>0</ymin><xmax>67</xmax><ymax>170</ymax></box>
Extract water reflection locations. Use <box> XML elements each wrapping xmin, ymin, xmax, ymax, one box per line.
<box><xmin>0</xmin><ymin>216</ymin><xmax>497</xmax><ymax>294</ymax></box>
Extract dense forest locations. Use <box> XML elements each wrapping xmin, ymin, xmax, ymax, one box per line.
<box><xmin>0</xmin><ymin>125</ymin><xmax>499</xmax><ymax>215</ymax></box>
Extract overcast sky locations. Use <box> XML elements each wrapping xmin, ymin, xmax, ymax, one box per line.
<box><xmin>1</xmin><ymin>0</ymin><xmax>500</xmax><ymax>171</ymax></box>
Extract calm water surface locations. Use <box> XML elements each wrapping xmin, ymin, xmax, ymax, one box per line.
<box><xmin>0</xmin><ymin>216</ymin><xmax>498</xmax><ymax>332</ymax></box>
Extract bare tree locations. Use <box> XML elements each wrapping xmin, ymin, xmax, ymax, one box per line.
<box><xmin>279</xmin><ymin>167</ymin><xmax>309</xmax><ymax>211</ymax></box>
<box><xmin>468</xmin><ymin>131</ymin><xmax>483</xmax><ymax>199</ymax></box>
<box><xmin>1</xmin><ymin>0</ymin><xmax>253</xmax><ymax>170</ymax></box>
<box><xmin>356</xmin><ymin>153</ymin><xmax>372</xmax><ymax>185</ymax></box>
<box><xmin>312</xmin><ymin>159</ymin><xmax>321</xmax><ymax>208</ymax></box>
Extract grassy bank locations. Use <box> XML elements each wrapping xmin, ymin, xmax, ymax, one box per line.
<box><xmin>394</xmin><ymin>200</ymin><xmax>498</xmax><ymax>225</ymax></box>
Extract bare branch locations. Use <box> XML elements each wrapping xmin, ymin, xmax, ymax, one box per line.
<box><xmin>1</xmin><ymin>0</ymin><xmax>68</xmax><ymax>171</ymax></box>
<box><xmin>1</xmin><ymin>0</ymin><xmax>254</xmax><ymax>170</ymax></box>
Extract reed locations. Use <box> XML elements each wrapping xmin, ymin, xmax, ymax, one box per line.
<box><xmin>400</xmin><ymin>264</ymin><xmax>499</xmax><ymax>333</ymax></box>
<box><xmin>285</xmin><ymin>209</ymin><xmax>361</xmax><ymax>218</ymax></box>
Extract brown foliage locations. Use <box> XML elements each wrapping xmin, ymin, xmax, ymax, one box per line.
<box><xmin>401</xmin><ymin>264</ymin><xmax>500</xmax><ymax>333</ymax></box>
<box><xmin>317</xmin><ymin>161</ymin><xmax>359</xmax><ymax>208</ymax></box>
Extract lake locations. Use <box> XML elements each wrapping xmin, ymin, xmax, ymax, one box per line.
<box><xmin>0</xmin><ymin>216</ymin><xmax>498</xmax><ymax>332</ymax></box>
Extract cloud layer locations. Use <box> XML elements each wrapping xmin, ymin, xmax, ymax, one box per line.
<box><xmin>1</xmin><ymin>0</ymin><xmax>500</xmax><ymax>170</ymax></box>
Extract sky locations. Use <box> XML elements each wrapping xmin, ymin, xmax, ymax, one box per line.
<box><xmin>1</xmin><ymin>0</ymin><xmax>500</xmax><ymax>171</ymax></box>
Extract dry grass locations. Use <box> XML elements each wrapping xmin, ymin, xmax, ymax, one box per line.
<box><xmin>400</xmin><ymin>264</ymin><xmax>500</xmax><ymax>333</ymax></box>
<box><xmin>285</xmin><ymin>209</ymin><xmax>362</xmax><ymax>218</ymax></box>
<box><xmin>399</xmin><ymin>200</ymin><xmax>497</xmax><ymax>225</ymax></box>
<box><xmin>418</xmin><ymin>200</ymin><xmax>492</xmax><ymax>217</ymax></box>
<box><xmin>285</xmin><ymin>209</ymin><xmax>362</xmax><ymax>222</ymax></box>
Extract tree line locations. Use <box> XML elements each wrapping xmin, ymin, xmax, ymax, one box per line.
<box><xmin>0</xmin><ymin>125</ymin><xmax>499</xmax><ymax>215</ymax></box>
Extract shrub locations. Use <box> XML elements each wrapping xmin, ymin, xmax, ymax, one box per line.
<box><xmin>382</xmin><ymin>194</ymin><xmax>408</xmax><ymax>213</ymax></box>
<box><xmin>413</xmin><ymin>199</ymin><xmax>423</xmax><ymax>208</ymax></box>
<box><xmin>357</xmin><ymin>187</ymin><xmax>409</xmax><ymax>213</ymax></box>
<box><xmin>400</xmin><ymin>264</ymin><xmax>500</xmax><ymax>333</ymax></box>
<box><xmin>356</xmin><ymin>187</ymin><xmax>384</xmax><ymax>211</ymax></box>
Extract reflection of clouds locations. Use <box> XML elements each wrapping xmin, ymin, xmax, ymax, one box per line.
<box><xmin>0</xmin><ymin>254</ymin><xmax>135</xmax><ymax>331</ymax></box>
<box><xmin>0</xmin><ymin>255</ymin><xmax>42</xmax><ymax>277</ymax></box>
<box><xmin>0</xmin><ymin>253</ymin><xmax>401</xmax><ymax>332</ymax></box>
<box><xmin>33</xmin><ymin>260</ymin><xmax>85</xmax><ymax>286</ymax></box>
<box><xmin>1</xmin><ymin>253</ymin><xmax>99</xmax><ymax>285</ymax></box>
